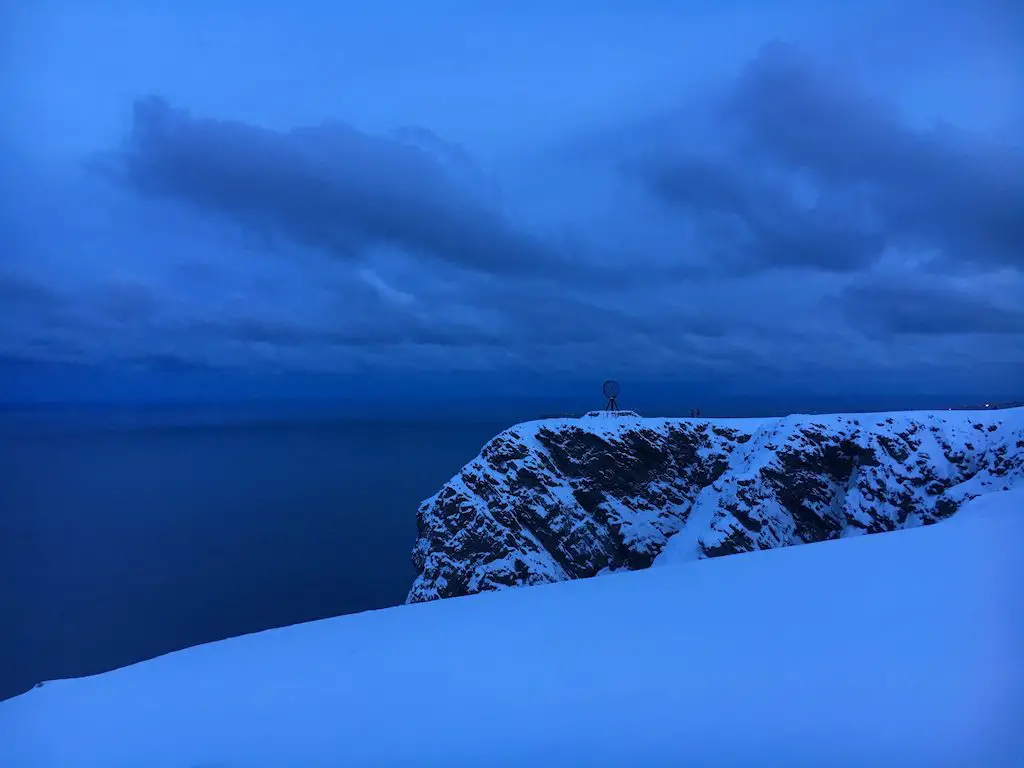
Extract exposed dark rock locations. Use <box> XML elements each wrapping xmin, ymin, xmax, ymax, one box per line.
<box><xmin>407</xmin><ymin>409</ymin><xmax>1024</xmax><ymax>603</ymax></box>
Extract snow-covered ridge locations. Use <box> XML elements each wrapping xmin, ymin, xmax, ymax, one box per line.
<box><xmin>408</xmin><ymin>407</ymin><xmax>1024</xmax><ymax>603</ymax></box>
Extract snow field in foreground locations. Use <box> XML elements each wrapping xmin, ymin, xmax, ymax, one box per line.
<box><xmin>2</xmin><ymin>490</ymin><xmax>1022</xmax><ymax>767</ymax></box>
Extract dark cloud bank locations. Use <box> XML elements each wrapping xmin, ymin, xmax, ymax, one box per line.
<box><xmin>3</xmin><ymin>42</ymin><xmax>1022</xmax><ymax>402</ymax></box>
<box><xmin>100</xmin><ymin>43</ymin><xmax>1024</xmax><ymax>285</ymax></box>
<box><xmin>843</xmin><ymin>278</ymin><xmax>1024</xmax><ymax>337</ymax></box>
<box><xmin>628</xmin><ymin>42</ymin><xmax>1024</xmax><ymax>276</ymax></box>
<box><xmin>97</xmin><ymin>96</ymin><xmax>558</xmax><ymax>276</ymax></box>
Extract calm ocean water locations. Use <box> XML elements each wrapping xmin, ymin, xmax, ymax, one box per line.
<box><xmin>0</xmin><ymin>412</ymin><xmax>508</xmax><ymax>701</ymax></box>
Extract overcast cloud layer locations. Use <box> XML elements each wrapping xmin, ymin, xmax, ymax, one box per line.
<box><xmin>2</xmin><ymin>0</ymin><xmax>1022</xmax><ymax>403</ymax></box>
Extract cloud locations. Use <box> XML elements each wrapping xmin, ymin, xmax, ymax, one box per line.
<box><xmin>632</xmin><ymin>156</ymin><xmax>887</xmax><ymax>273</ymax></box>
<box><xmin>5</xmin><ymin>30</ymin><xmax>1022</xmax><ymax>398</ymax></box>
<box><xmin>840</xmin><ymin>275</ymin><xmax>1024</xmax><ymax>336</ymax></box>
<box><xmin>96</xmin><ymin>97</ymin><xmax>560</xmax><ymax>276</ymax></box>
<box><xmin>0</xmin><ymin>272</ymin><xmax>80</xmax><ymax>354</ymax></box>
<box><xmin>624</xmin><ymin>41</ymin><xmax>1024</xmax><ymax>274</ymax></box>
<box><xmin>0</xmin><ymin>247</ymin><xmax>763</xmax><ymax>379</ymax></box>
<box><xmin>731</xmin><ymin>42</ymin><xmax>1024</xmax><ymax>268</ymax></box>
<box><xmin>181</xmin><ymin>312</ymin><xmax>503</xmax><ymax>351</ymax></box>
<box><xmin>0</xmin><ymin>272</ymin><xmax>64</xmax><ymax>310</ymax></box>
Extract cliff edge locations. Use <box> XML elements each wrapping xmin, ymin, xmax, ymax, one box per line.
<box><xmin>408</xmin><ymin>408</ymin><xmax>1024</xmax><ymax>603</ymax></box>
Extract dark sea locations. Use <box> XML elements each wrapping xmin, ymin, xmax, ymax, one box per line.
<box><xmin>0</xmin><ymin>409</ymin><xmax>508</xmax><ymax>702</ymax></box>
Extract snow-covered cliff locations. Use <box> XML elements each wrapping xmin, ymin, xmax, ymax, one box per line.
<box><xmin>408</xmin><ymin>408</ymin><xmax>1024</xmax><ymax>603</ymax></box>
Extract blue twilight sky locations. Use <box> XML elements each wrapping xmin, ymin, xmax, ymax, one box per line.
<box><xmin>1</xmin><ymin>0</ymin><xmax>1022</xmax><ymax>409</ymax></box>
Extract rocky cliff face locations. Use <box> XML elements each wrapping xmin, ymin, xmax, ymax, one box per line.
<box><xmin>407</xmin><ymin>408</ymin><xmax>1024</xmax><ymax>603</ymax></box>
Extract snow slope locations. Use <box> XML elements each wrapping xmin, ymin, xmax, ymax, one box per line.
<box><xmin>2</xmin><ymin>490</ymin><xmax>1022</xmax><ymax>767</ymax></box>
<box><xmin>409</xmin><ymin>407</ymin><xmax>1024</xmax><ymax>602</ymax></box>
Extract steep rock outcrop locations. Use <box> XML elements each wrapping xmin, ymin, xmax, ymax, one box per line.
<box><xmin>408</xmin><ymin>408</ymin><xmax>1024</xmax><ymax>603</ymax></box>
